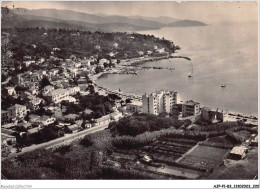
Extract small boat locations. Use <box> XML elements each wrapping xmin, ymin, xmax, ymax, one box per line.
<box><xmin>188</xmin><ymin>62</ymin><xmax>194</xmax><ymax>77</ymax></box>
<box><xmin>221</xmin><ymin>84</ymin><xmax>226</xmax><ymax>87</ymax></box>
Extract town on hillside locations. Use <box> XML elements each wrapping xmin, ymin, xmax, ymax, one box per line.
<box><xmin>1</xmin><ymin>28</ymin><xmax>258</xmax><ymax>180</ymax></box>
<box><xmin>1</xmin><ymin>28</ymin><xmax>178</xmax><ymax>156</ymax></box>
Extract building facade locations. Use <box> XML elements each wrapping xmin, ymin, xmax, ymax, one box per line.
<box><xmin>45</xmin><ymin>89</ymin><xmax>69</xmax><ymax>103</ymax></box>
<box><xmin>27</xmin><ymin>97</ymin><xmax>43</xmax><ymax>111</ymax></box>
<box><xmin>68</xmin><ymin>86</ymin><xmax>80</xmax><ymax>95</ymax></box>
<box><xmin>7</xmin><ymin>104</ymin><xmax>27</xmax><ymax>121</ymax></box>
<box><xmin>40</xmin><ymin>116</ymin><xmax>56</xmax><ymax>125</ymax></box>
<box><xmin>1</xmin><ymin>110</ymin><xmax>10</xmax><ymax>125</ymax></box>
<box><xmin>201</xmin><ymin>107</ymin><xmax>227</xmax><ymax>123</ymax></box>
<box><xmin>182</xmin><ymin>100</ymin><xmax>200</xmax><ymax>117</ymax></box>
<box><xmin>126</xmin><ymin>101</ymin><xmax>143</xmax><ymax>113</ymax></box>
<box><xmin>142</xmin><ymin>90</ymin><xmax>180</xmax><ymax>115</ymax></box>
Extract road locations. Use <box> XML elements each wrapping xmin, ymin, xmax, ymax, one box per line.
<box><xmin>2</xmin><ymin>123</ymin><xmax>108</xmax><ymax>161</ymax></box>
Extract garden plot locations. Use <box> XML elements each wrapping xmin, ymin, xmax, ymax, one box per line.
<box><xmin>138</xmin><ymin>138</ymin><xmax>197</xmax><ymax>164</ymax></box>
<box><xmin>177</xmin><ymin>145</ymin><xmax>230</xmax><ymax>172</ymax></box>
<box><xmin>105</xmin><ymin>137</ymin><xmax>201</xmax><ymax>179</ymax></box>
<box><xmin>200</xmin><ymin>135</ymin><xmax>236</xmax><ymax>149</ymax></box>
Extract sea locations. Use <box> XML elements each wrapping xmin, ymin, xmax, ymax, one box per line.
<box><xmin>96</xmin><ymin>22</ymin><xmax>258</xmax><ymax>116</ymax></box>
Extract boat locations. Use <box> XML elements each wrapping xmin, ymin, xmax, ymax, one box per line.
<box><xmin>221</xmin><ymin>84</ymin><xmax>226</xmax><ymax>87</ymax></box>
<box><xmin>188</xmin><ymin>62</ymin><xmax>194</xmax><ymax>77</ymax></box>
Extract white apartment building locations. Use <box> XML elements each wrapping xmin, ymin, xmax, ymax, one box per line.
<box><xmin>142</xmin><ymin>90</ymin><xmax>181</xmax><ymax>115</ymax></box>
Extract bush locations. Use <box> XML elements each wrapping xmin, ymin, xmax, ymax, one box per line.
<box><xmin>112</xmin><ymin>128</ymin><xmax>185</xmax><ymax>149</ymax></box>
<box><xmin>80</xmin><ymin>130</ymin><xmax>112</xmax><ymax>149</ymax></box>
<box><xmin>102</xmin><ymin>165</ymin><xmax>160</xmax><ymax>179</ymax></box>
<box><xmin>109</xmin><ymin>114</ymin><xmax>183</xmax><ymax>137</ymax></box>
<box><xmin>54</xmin><ymin>144</ymin><xmax>73</xmax><ymax>155</ymax></box>
<box><xmin>226</xmin><ymin>126</ymin><xmax>257</xmax><ymax>143</ymax></box>
<box><xmin>29</xmin><ymin>125</ymin><xmax>64</xmax><ymax>145</ymax></box>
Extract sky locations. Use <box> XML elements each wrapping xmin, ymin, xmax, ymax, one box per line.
<box><xmin>2</xmin><ymin>1</ymin><xmax>258</xmax><ymax>24</ymax></box>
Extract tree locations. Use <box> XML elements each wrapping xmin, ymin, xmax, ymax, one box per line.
<box><xmin>15</xmin><ymin>86</ymin><xmax>29</xmax><ymax>93</ymax></box>
<box><xmin>125</xmin><ymin>98</ymin><xmax>132</xmax><ymax>104</ymax></box>
<box><xmin>95</xmin><ymin>66</ymin><xmax>104</xmax><ymax>74</ymax></box>
<box><xmin>183</xmin><ymin>119</ymin><xmax>192</xmax><ymax>127</ymax></box>
<box><xmin>103</xmin><ymin>63</ymin><xmax>109</xmax><ymax>68</ymax></box>
<box><xmin>40</xmin><ymin>77</ymin><xmax>51</xmax><ymax>90</ymax></box>
<box><xmin>35</xmin><ymin>102</ymin><xmax>45</xmax><ymax>116</ymax></box>
<box><xmin>93</xmin><ymin>110</ymin><xmax>103</xmax><ymax>119</ymax></box>
<box><xmin>1</xmin><ymin>74</ymin><xmax>7</xmax><ymax>83</ymax></box>
<box><xmin>15</xmin><ymin>126</ymin><xmax>27</xmax><ymax>133</ymax></box>
<box><xmin>88</xmin><ymin>85</ymin><xmax>95</xmax><ymax>94</ymax></box>
<box><xmin>172</xmin><ymin>107</ymin><xmax>180</xmax><ymax>116</ymax></box>
<box><xmin>24</xmin><ymin>112</ymin><xmax>30</xmax><ymax>122</ymax></box>
<box><xmin>1</xmin><ymin>87</ymin><xmax>8</xmax><ymax>97</ymax></box>
<box><xmin>108</xmin><ymin>94</ymin><xmax>121</xmax><ymax>101</ymax></box>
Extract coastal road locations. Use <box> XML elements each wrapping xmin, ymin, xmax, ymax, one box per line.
<box><xmin>2</xmin><ymin>124</ymin><xmax>108</xmax><ymax>161</ymax></box>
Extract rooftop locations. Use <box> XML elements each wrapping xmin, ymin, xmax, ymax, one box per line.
<box><xmin>44</xmin><ymin>85</ymin><xmax>54</xmax><ymax>90</ymax></box>
<box><xmin>64</xmin><ymin>114</ymin><xmax>78</xmax><ymax>119</ymax></box>
<box><xmin>95</xmin><ymin>115</ymin><xmax>111</xmax><ymax>122</ymax></box>
<box><xmin>129</xmin><ymin>100</ymin><xmax>142</xmax><ymax>106</ymax></box>
<box><xmin>30</xmin><ymin>97</ymin><xmax>42</xmax><ymax>104</ymax></box>
<box><xmin>110</xmin><ymin>111</ymin><xmax>122</xmax><ymax>117</ymax></box>
<box><xmin>17</xmin><ymin>122</ymin><xmax>32</xmax><ymax>128</ymax></box>
<box><xmin>145</xmin><ymin>90</ymin><xmax>177</xmax><ymax>97</ymax></box>
<box><xmin>2</xmin><ymin>110</ymin><xmax>8</xmax><ymax>114</ymax></box>
<box><xmin>7</xmin><ymin>104</ymin><xmax>26</xmax><ymax>110</ymax></box>
<box><xmin>28</xmin><ymin>127</ymin><xmax>40</xmax><ymax>135</ymax></box>
<box><xmin>184</xmin><ymin>100</ymin><xmax>200</xmax><ymax>106</ymax></box>
<box><xmin>29</xmin><ymin>114</ymin><xmax>41</xmax><ymax>120</ymax></box>
<box><xmin>47</xmin><ymin>89</ymin><xmax>68</xmax><ymax>96</ymax></box>
<box><xmin>40</xmin><ymin>115</ymin><xmax>55</xmax><ymax>121</ymax></box>
<box><xmin>230</xmin><ymin>146</ymin><xmax>248</xmax><ymax>155</ymax></box>
<box><xmin>68</xmin><ymin>124</ymin><xmax>79</xmax><ymax>131</ymax></box>
<box><xmin>2</xmin><ymin>133</ymin><xmax>16</xmax><ymax>142</ymax></box>
<box><xmin>2</xmin><ymin>128</ymin><xmax>15</xmax><ymax>136</ymax></box>
<box><xmin>84</xmin><ymin>108</ymin><xmax>93</xmax><ymax>114</ymax></box>
<box><xmin>203</xmin><ymin>107</ymin><xmax>227</xmax><ymax>113</ymax></box>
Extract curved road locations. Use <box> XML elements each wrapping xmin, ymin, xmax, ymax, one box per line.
<box><xmin>2</xmin><ymin>123</ymin><xmax>108</xmax><ymax>161</ymax></box>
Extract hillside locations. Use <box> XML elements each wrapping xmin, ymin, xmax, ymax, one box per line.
<box><xmin>2</xmin><ymin>7</ymin><xmax>207</xmax><ymax>32</ymax></box>
<box><xmin>167</xmin><ymin>20</ymin><xmax>207</xmax><ymax>27</ymax></box>
<box><xmin>2</xmin><ymin>27</ymin><xmax>180</xmax><ymax>61</ymax></box>
<box><xmin>130</xmin><ymin>16</ymin><xmax>180</xmax><ymax>24</ymax></box>
<box><xmin>1</xmin><ymin>7</ymin><xmax>26</xmax><ymax>28</ymax></box>
<box><xmin>13</xmin><ymin>8</ymin><xmax>164</xmax><ymax>28</ymax></box>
